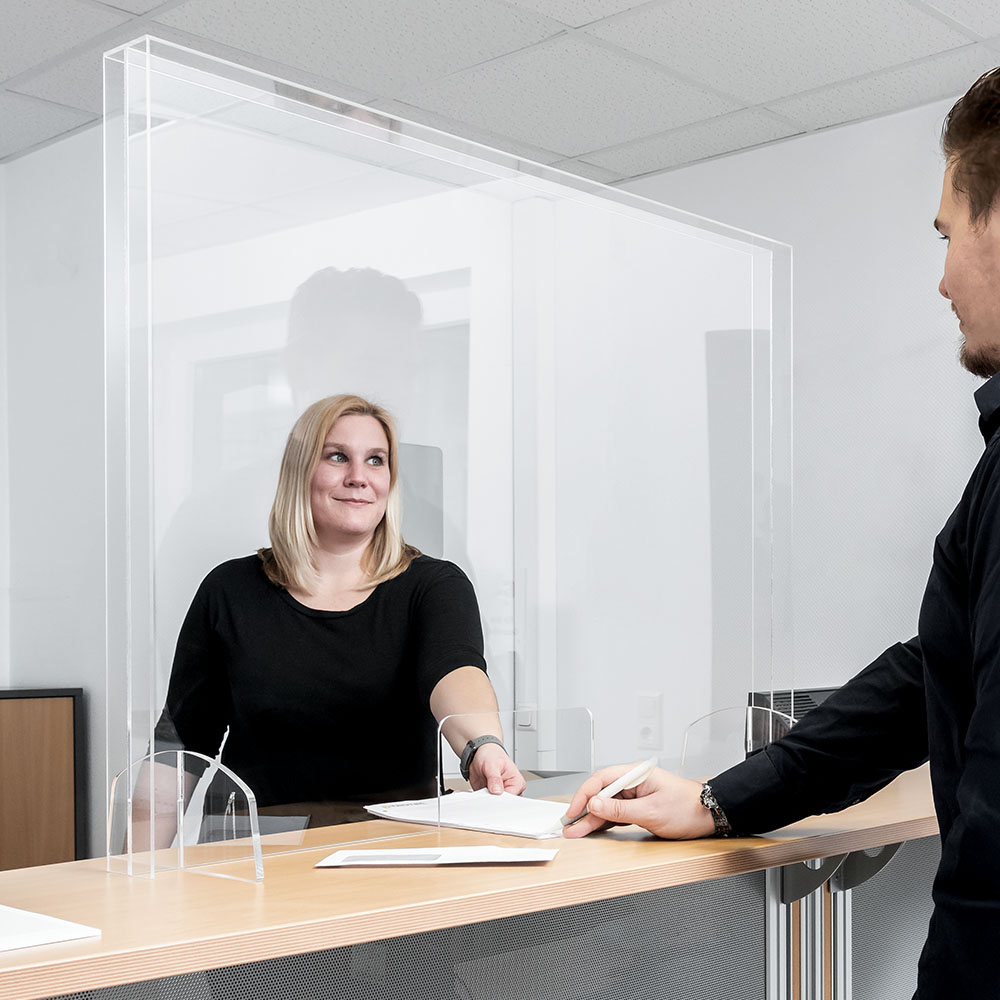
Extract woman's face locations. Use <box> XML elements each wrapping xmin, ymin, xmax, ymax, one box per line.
<box><xmin>309</xmin><ymin>414</ymin><xmax>391</xmax><ymax>546</ymax></box>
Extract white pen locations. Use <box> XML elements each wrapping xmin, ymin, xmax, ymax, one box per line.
<box><xmin>560</xmin><ymin>756</ymin><xmax>659</xmax><ymax>828</ymax></box>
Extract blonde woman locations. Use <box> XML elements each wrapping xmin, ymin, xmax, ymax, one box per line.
<box><xmin>157</xmin><ymin>394</ymin><xmax>524</xmax><ymax>825</ymax></box>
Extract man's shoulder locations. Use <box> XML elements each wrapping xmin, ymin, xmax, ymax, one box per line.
<box><xmin>963</xmin><ymin>436</ymin><xmax>1000</xmax><ymax>506</ymax></box>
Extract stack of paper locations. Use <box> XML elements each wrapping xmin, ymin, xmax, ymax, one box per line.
<box><xmin>365</xmin><ymin>789</ymin><xmax>567</xmax><ymax>839</ymax></box>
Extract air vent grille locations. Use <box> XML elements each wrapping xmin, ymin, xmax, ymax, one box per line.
<box><xmin>750</xmin><ymin>687</ymin><xmax>838</xmax><ymax>722</ymax></box>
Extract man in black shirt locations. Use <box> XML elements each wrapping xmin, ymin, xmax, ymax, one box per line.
<box><xmin>563</xmin><ymin>67</ymin><xmax>1000</xmax><ymax>998</ymax></box>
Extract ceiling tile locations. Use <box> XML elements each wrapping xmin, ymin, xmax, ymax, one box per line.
<box><xmin>9</xmin><ymin>44</ymin><xmax>106</xmax><ymax>115</ymax></box>
<box><xmin>1</xmin><ymin>0</ymin><xmax>132</xmax><ymax>83</ymax></box>
<box><xmin>95</xmin><ymin>0</ymin><xmax>165</xmax><ymax>12</ymax></box>
<box><xmin>770</xmin><ymin>44</ymin><xmax>1000</xmax><ymax>131</ymax></box>
<box><xmin>155</xmin><ymin>0</ymin><xmax>565</xmax><ymax>94</ymax></box>
<box><xmin>919</xmin><ymin>0</ymin><xmax>1000</xmax><ymax>37</ymax></box>
<box><xmin>586</xmin><ymin>108</ymin><xmax>803</xmax><ymax>176</ymax></box>
<box><xmin>371</xmin><ymin>98</ymin><xmax>565</xmax><ymax>165</ymax></box>
<box><xmin>9</xmin><ymin>23</ymin><xmax>309</xmax><ymax>119</ymax></box>
<box><xmin>502</xmin><ymin>0</ymin><xmax>651</xmax><ymax>29</ymax></box>
<box><xmin>586</xmin><ymin>0</ymin><xmax>973</xmax><ymax>104</ymax></box>
<box><xmin>399</xmin><ymin>35</ymin><xmax>738</xmax><ymax>159</ymax></box>
<box><xmin>149</xmin><ymin>23</ymin><xmax>376</xmax><ymax>104</ymax></box>
<box><xmin>0</xmin><ymin>92</ymin><xmax>96</xmax><ymax>160</ymax></box>
<box><xmin>548</xmin><ymin>158</ymin><xmax>626</xmax><ymax>183</ymax></box>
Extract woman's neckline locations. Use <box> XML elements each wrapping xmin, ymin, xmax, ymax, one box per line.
<box><xmin>280</xmin><ymin>579</ymin><xmax>381</xmax><ymax>615</ymax></box>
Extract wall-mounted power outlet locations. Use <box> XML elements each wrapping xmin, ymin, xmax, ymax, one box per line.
<box><xmin>637</xmin><ymin>692</ymin><xmax>663</xmax><ymax>749</ymax></box>
<box><xmin>515</xmin><ymin>703</ymin><xmax>537</xmax><ymax>730</ymax></box>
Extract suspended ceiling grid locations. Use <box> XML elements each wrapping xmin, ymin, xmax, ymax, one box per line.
<box><xmin>3</xmin><ymin>0</ymin><xmax>1000</xmax><ymax>180</ymax></box>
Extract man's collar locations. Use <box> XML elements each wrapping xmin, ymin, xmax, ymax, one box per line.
<box><xmin>975</xmin><ymin>373</ymin><xmax>1000</xmax><ymax>443</ymax></box>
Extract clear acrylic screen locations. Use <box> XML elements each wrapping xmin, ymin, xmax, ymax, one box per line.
<box><xmin>105</xmin><ymin>38</ymin><xmax>791</xmax><ymax>865</ymax></box>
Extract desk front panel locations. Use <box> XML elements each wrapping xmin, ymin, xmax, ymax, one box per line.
<box><xmin>44</xmin><ymin>871</ymin><xmax>768</xmax><ymax>1000</ymax></box>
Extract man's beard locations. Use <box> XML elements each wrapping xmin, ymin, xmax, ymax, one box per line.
<box><xmin>960</xmin><ymin>337</ymin><xmax>1000</xmax><ymax>379</ymax></box>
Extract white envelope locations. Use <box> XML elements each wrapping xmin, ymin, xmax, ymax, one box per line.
<box><xmin>317</xmin><ymin>845</ymin><xmax>558</xmax><ymax>866</ymax></box>
<box><xmin>0</xmin><ymin>904</ymin><xmax>101</xmax><ymax>953</ymax></box>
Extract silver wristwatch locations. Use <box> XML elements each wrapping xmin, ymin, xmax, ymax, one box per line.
<box><xmin>700</xmin><ymin>782</ymin><xmax>734</xmax><ymax>837</ymax></box>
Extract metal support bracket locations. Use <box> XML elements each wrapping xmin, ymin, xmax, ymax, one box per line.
<box><xmin>780</xmin><ymin>854</ymin><xmax>847</xmax><ymax>904</ymax></box>
<box><xmin>830</xmin><ymin>842</ymin><xmax>902</xmax><ymax>893</ymax></box>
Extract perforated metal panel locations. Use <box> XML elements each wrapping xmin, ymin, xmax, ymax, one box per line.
<box><xmin>851</xmin><ymin>835</ymin><xmax>940</xmax><ymax>1000</ymax></box>
<box><xmin>48</xmin><ymin>871</ymin><xmax>766</xmax><ymax>1000</ymax></box>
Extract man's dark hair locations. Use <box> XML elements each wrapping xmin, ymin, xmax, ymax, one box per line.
<box><xmin>942</xmin><ymin>66</ymin><xmax>1000</xmax><ymax>225</ymax></box>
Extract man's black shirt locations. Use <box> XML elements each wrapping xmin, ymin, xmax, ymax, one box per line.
<box><xmin>712</xmin><ymin>374</ymin><xmax>1000</xmax><ymax>997</ymax></box>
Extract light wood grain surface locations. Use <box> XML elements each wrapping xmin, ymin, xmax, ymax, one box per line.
<box><xmin>0</xmin><ymin>765</ymin><xmax>936</xmax><ymax>1000</ymax></box>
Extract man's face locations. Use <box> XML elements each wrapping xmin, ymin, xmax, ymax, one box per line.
<box><xmin>936</xmin><ymin>161</ymin><xmax>1000</xmax><ymax>379</ymax></box>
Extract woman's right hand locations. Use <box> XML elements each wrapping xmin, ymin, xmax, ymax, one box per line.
<box><xmin>560</xmin><ymin>764</ymin><xmax>716</xmax><ymax>840</ymax></box>
<box><xmin>468</xmin><ymin>742</ymin><xmax>527</xmax><ymax>795</ymax></box>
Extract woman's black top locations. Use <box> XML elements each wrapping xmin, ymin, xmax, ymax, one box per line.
<box><xmin>155</xmin><ymin>553</ymin><xmax>487</xmax><ymax>809</ymax></box>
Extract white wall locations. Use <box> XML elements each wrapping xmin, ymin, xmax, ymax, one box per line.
<box><xmin>0</xmin><ymin>162</ymin><xmax>9</xmax><ymax>689</ymax></box>
<box><xmin>625</xmin><ymin>98</ymin><xmax>984</xmax><ymax>690</ymax></box>
<box><xmin>5</xmin><ymin>124</ymin><xmax>106</xmax><ymax>856</ymax></box>
<box><xmin>543</xmin><ymin>198</ymin><xmax>766</xmax><ymax>767</ymax></box>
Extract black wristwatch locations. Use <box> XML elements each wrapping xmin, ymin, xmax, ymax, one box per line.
<box><xmin>460</xmin><ymin>735</ymin><xmax>505</xmax><ymax>780</ymax></box>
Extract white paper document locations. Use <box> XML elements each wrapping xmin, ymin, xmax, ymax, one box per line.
<box><xmin>365</xmin><ymin>789</ymin><xmax>568</xmax><ymax>839</ymax></box>
<box><xmin>0</xmin><ymin>904</ymin><xmax>101</xmax><ymax>953</ymax></box>
<box><xmin>317</xmin><ymin>845</ymin><xmax>558</xmax><ymax>867</ymax></box>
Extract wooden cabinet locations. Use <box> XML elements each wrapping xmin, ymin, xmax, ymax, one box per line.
<box><xmin>0</xmin><ymin>689</ymin><xmax>86</xmax><ymax>871</ymax></box>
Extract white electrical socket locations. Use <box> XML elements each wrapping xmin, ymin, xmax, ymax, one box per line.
<box><xmin>637</xmin><ymin>692</ymin><xmax>663</xmax><ymax>749</ymax></box>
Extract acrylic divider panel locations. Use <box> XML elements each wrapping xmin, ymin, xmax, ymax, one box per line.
<box><xmin>678</xmin><ymin>706</ymin><xmax>797</xmax><ymax>782</ymax></box>
<box><xmin>437</xmin><ymin>708</ymin><xmax>595</xmax><ymax>795</ymax></box>
<box><xmin>104</xmin><ymin>36</ymin><xmax>792</xmax><ymax>872</ymax></box>
<box><xmin>107</xmin><ymin>750</ymin><xmax>264</xmax><ymax>882</ymax></box>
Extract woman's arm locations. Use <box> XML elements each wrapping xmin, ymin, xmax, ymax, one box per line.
<box><xmin>429</xmin><ymin>666</ymin><xmax>526</xmax><ymax>794</ymax></box>
<box><xmin>129</xmin><ymin>760</ymin><xmax>201</xmax><ymax>851</ymax></box>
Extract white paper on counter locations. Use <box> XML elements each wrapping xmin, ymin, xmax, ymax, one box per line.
<box><xmin>0</xmin><ymin>904</ymin><xmax>101</xmax><ymax>953</ymax></box>
<box><xmin>316</xmin><ymin>845</ymin><xmax>558</xmax><ymax>867</ymax></box>
<box><xmin>365</xmin><ymin>789</ymin><xmax>567</xmax><ymax>839</ymax></box>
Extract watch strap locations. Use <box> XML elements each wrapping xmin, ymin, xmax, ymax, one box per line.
<box><xmin>460</xmin><ymin>735</ymin><xmax>505</xmax><ymax>780</ymax></box>
<box><xmin>700</xmin><ymin>781</ymin><xmax>734</xmax><ymax>837</ymax></box>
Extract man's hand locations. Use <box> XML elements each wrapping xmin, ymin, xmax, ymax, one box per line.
<box><xmin>561</xmin><ymin>763</ymin><xmax>716</xmax><ymax>839</ymax></box>
<box><xmin>467</xmin><ymin>742</ymin><xmax>527</xmax><ymax>795</ymax></box>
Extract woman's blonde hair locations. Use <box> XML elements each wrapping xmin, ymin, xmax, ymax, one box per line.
<box><xmin>259</xmin><ymin>394</ymin><xmax>418</xmax><ymax>592</ymax></box>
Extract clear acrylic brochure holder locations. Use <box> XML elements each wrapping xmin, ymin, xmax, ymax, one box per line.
<box><xmin>107</xmin><ymin>750</ymin><xmax>264</xmax><ymax>882</ymax></box>
<box><xmin>678</xmin><ymin>705</ymin><xmax>796</xmax><ymax>780</ymax></box>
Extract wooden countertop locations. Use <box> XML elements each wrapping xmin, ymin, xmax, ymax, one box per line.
<box><xmin>0</xmin><ymin>765</ymin><xmax>936</xmax><ymax>1000</ymax></box>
